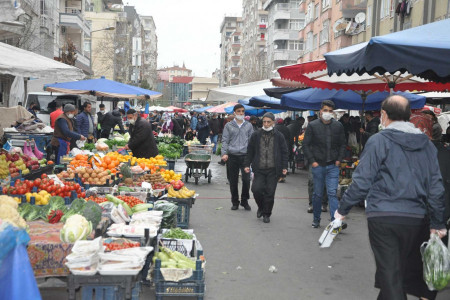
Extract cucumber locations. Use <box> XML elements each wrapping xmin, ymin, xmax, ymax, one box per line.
<box><xmin>132</xmin><ymin>203</ymin><xmax>153</xmax><ymax>213</ymax></box>
<box><xmin>118</xmin><ymin>186</ymin><xmax>134</xmax><ymax>192</ymax></box>
<box><xmin>105</xmin><ymin>194</ymin><xmax>124</xmax><ymax>205</ymax></box>
<box><xmin>121</xmin><ymin>202</ymin><xmax>133</xmax><ymax>216</ymax></box>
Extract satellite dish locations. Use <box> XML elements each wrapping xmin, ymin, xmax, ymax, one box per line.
<box><xmin>355</xmin><ymin>12</ymin><xmax>366</xmax><ymax>24</ymax></box>
<box><xmin>333</xmin><ymin>19</ymin><xmax>347</xmax><ymax>32</ymax></box>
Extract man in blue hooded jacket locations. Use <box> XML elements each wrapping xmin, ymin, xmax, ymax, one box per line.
<box><xmin>335</xmin><ymin>95</ymin><xmax>447</xmax><ymax>300</ymax></box>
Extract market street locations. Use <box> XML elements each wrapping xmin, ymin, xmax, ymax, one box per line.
<box><xmin>152</xmin><ymin>156</ymin><xmax>450</xmax><ymax>300</ymax></box>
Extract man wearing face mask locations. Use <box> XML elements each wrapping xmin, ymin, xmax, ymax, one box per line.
<box><xmin>51</xmin><ymin>104</ymin><xmax>86</xmax><ymax>164</ymax></box>
<box><xmin>221</xmin><ymin>104</ymin><xmax>254</xmax><ymax>210</ymax></box>
<box><xmin>244</xmin><ymin>113</ymin><xmax>288</xmax><ymax>223</ymax></box>
<box><xmin>303</xmin><ymin>100</ymin><xmax>346</xmax><ymax>228</ymax></box>
<box><xmin>124</xmin><ymin>109</ymin><xmax>158</xmax><ymax>158</ymax></box>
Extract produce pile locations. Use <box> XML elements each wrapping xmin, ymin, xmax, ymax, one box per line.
<box><xmin>156</xmin><ymin>136</ymin><xmax>184</xmax><ymax>160</ymax></box>
<box><xmin>0</xmin><ymin>150</ymin><xmax>53</xmax><ymax>178</ymax></box>
<box><xmin>103</xmin><ymin>238</ymin><xmax>140</xmax><ymax>252</ymax></box>
<box><xmin>0</xmin><ymin>195</ymin><xmax>27</xmax><ymax>228</ymax></box>
<box><xmin>153</xmin><ymin>246</ymin><xmax>198</xmax><ymax>270</ymax></box>
<box><xmin>58</xmin><ymin>167</ymin><xmax>114</xmax><ymax>186</ymax></box>
<box><xmin>4</xmin><ymin>175</ymin><xmax>85</xmax><ymax>199</ymax></box>
<box><xmin>162</xmin><ymin>228</ymin><xmax>193</xmax><ymax>240</ymax></box>
<box><xmin>167</xmin><ymin>182</ymin><xmax>195</xmax><ymax>199</ymax></box>
<box><xmin>69</xmin><ymin>154</ymin><xmax>119</xmax><ymax>174</ymax></box>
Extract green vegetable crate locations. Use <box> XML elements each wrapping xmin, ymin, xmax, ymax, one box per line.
<box><xmin>153</xmin><ymin>248</ymin><xmax>205</xmax><ymax>300</ymax></box>
<box><xmin>167</xmin><ymin>197</ymin><xmax>193</xmax><ymax>229</ymax></box>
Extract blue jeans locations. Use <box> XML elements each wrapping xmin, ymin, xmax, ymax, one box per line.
<box><xmin>210</xmin><ymin>134</ymin><xmax>218</xmax><ymax>154</ymax></box>
<box><xmin>311</xmin><ymin>164</ymin><xmax>339</xmax><ymax>223</ymax></box>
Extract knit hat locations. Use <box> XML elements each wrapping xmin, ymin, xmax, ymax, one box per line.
<box><xmin>276</xmin><ymin>118</ymin><xmax>283</xmax><ymax>124</ymax></box>
<box><xmin>63</xmin><ymin>104</ymin><xmax>76</xmax><ymax>113</ymax></box>
<box><xmin>262</xmin><ymin>112</ymin><xmax>275</xmax><ymax>121</ymax></box>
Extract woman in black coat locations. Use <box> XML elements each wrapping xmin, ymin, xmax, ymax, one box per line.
<box><xmin>125</xmin><ymin>109</ymin><xmax>158</xmax><ymax>158</ymax></box>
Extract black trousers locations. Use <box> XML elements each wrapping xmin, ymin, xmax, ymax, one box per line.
<box><xmin>251</xmin><ymin>168</ymin><xmax>278</xmax><ymax>217</ymax></box>
<box><xmin>226</xmin><ymin>154</ymin><xmax>250</xmax><ymax>206</ymax></box>
<box><xmin>368</xmin><ymin>219</ymin><xmax>437</xmax><ymax>300</ymax></box>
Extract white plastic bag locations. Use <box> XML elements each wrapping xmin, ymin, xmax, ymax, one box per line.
<box><xmin>348</xmin><ymin>132</ymin><xmax>357</xmax><ymax>147</ymax></box>
<box><xmin>421</xmin><ymin>233</ymin><xmax>450</xmax><ymax>290</ymax></box>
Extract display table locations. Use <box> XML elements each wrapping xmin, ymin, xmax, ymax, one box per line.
<box><xmin>27</xmin><ymin>220</ymin><xmax>73</xmax><ymax>278</ymax></box>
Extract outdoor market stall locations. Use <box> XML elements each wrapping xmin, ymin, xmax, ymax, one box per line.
<box><xmin>0</xmin><ymin>129</ymin><xmax>207</xmax><ymax>299</ymax></box>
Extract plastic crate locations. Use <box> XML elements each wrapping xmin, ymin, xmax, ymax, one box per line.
<box><xmin>80</xmin><ymin>282</ymin><xmax>140</xmax><ymax>300</ymax></box>
<box><xmin>67</xmin><ymin>274</ymin><xmax>140</xmax><ymax>300</ymax></box>
<box><xmin>22</xmin><ymin>165</ymin><xmax>54</xmax><ymax>180</ymax></box>
<box><xmin>154</xmin><ymin>281</ymin><xmax>205</xmax><ymax>300</ymax></box>
<box><xmin>166</xmin><ymin>198</ymin><xmax>193</xmax><ymax>229</ymax></box>
<box><xmin>153</xmin><ymin>249</ymin><xmax>205</xmax><ymax>284</ymax></box>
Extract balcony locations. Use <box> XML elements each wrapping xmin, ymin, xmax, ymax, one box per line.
<box><xmin>60</xmin><ymin>7</ymin><xmax>91</xmax><ymax>35</ymax></box>
<box><xmin>231</xmin><ymin>41</ymin><xmax>241</xmax><ymax>48</ymax></box>
<box><xmin>75</xmin><ymin>50</ymin><xmax>91</xmax><ymax>68</ymax></box>
<box><xmin>273</xmin><ymin>29</ymin><xmax>290</xmax><ymax>41</ymax></box>
<box><xmin>231</xmin><ymin>55</ymin><xmax>240</xmax><ymax>60</ymax></box>
<box><xmin>273</xmin><ymin>50</ymin><xmax>289</xmax><ymax>61</ymax></box>
<box><xmin>273</xmin><ymin>3</ymin><xmax>290</xmax><ymax>21</ymax></box>
<box><xmin>258</xmin><ymin>23</ymin><xmax>267</xmax><ymax>29</ymax></box>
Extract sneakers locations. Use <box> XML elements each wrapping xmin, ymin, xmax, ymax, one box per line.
<box><xmin>240</xmin><ymin>203</ymin><xmax>251</xmax><ymax>211</ymax></box>
<box><xmin>256</xmin><ymin>209</ymin><xmax>262</xmax><ymax>218</ymax></box>
<box><xmin>312</xmin><ymin>220</ymin><xmax>320</xmax><ymax>228</ymax></box>
<box><xmin>322</xmin><ymin>204</ymin><xmax>328</xmax><ymax>212</ymax></box>
<box><xmin>278</xmin><ymin>178</ymin><xmax>285</xmax><ymax>183</ymax></box>
<box><xmin>307</xmin><ymin>205</ymin><xmax>313</xmax><ymax>213</ymax></box>
<box><xmin>231</xmin><ymin>205</ymin><xmax>239</xmax><ymax>210</ymax></box>
<box><xmin>263</xmin><ymin>216</ymin><xmax>270</xmax><ymax>223</ymax></box>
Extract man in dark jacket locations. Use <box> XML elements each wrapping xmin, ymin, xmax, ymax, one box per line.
<box><xmin>360</xmin><ymin>111</ymin><xmax>380</xmax><ymax>147</ymax></box>
<box><xmin>197</xmin><ymin>113</ymin><xmax>210</xmax><ymax>145</ymax></box>
<box><xmin>100</xmin><ymin>109</ymin><xmax>125</xmax><ymax>138</ymax></box>
<box><xmin>303</xmin><ymin>100</ymin><xmax>346</xmax><ymax>228</ymax></box>
<box><xmin>208</xmin><ymin>113</ymin><xmax>220</xmax><ymax>154</ymax></box>
<box><xmin>275</xmin><ymin>118</ymin><xmax>291</xmax><ymax>182</ymax></box>
<box><xmin>287</xmin><ymin>117</ymin><xmax>305</xmax><ymax>146</ymax></box>
<box><xmin>96</xmin><ymin>103</ymin><xmax>106</xmax><ymax>136</ymax></box>
<box><xmin>124</xmin><ymin>109</ymin><xmax>158</xmax><ymax>158</ymax></box>
<box><xmin>335</xmin><ymin>95</ymin><xmax>446</xmax><ymax>300</ymax></box>
<box><xmin>77</xmin><ymin>102</ymin><xmax>96</xmax><ymax>143</ymax></box>
<box><xmin>244</xmin><ymin>113</ymin><xmax>288</xmax><ymax>223</ymax></box>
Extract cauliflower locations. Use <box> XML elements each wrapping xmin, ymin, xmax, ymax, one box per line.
<box><xmin>0</xmin><ymin>195</ymin><xmax>18</xmax><ymax>209</ymax></box>
<box><xmin>0</xmin><ymin>203</ymin><xmax>26</xmax><ymax>228</ymax></box>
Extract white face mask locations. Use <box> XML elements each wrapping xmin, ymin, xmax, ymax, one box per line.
<box><xmin>128</xmin><ymin>119</ymin><xmax>136</xmax><ymax>125</ymax></box>
<box><xmin>235</xmin><ymin>114</ymin><xmax>244</xmax><ymax>121</ymax></box>
<box><xmin>321</xmin><ymin>112</ymin><xmax>333</xmax><ymax>121</ymax></box>
<box><xmin>67</xmin><ymin>113</ymin><xmax>74</xmax><ymax>119</ymax></box>
<box><xmin>262</xmin><ymin>126</ymin><xmax>273</xmax><ymax>132</ymax></box>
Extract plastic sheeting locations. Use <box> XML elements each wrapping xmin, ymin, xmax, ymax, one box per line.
<box><xmin>0</xmin><ymin>42</ymin><xmax>84</xmax><ymax>81</ymax></box>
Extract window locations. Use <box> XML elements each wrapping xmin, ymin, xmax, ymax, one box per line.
<box><xmin>319</xmin><ymin>19</ymin><xmax>329</xmax><ymax>45</ymax></box>
<box><xmin>305</xmin><ymin>3</ymin><xmax>313</xmax><ymax>24</ymax></box>
<box><xmin>290</xmin><ymin>0</ymin><xmax>300</xmax><ymax>8</ymax></box>
<box><xmin>367</xmin><ymin>5</ymin><xmax>372</xmax><ymax>27</ymax></box>
<box><xmin>313</xmin><ymin>34</ymin><xmax>318</xmax><ymax>50</ymax></box>
<box><xmin>261</xmin><ymin>17</ymin><xmax>266</xmax><ymax>23</ymax></box>
<box><xmin>289</xmin><ymin>19</ymin><xmax>304</xmax><ymax>30</ymax></box>
<box><xmin>380</xmin><ymin>0</ymin><xmax>392</xmax><ymax>19</ymax></box>
<box><xmin>288</xmin><ymin>40</ymin><xmax>303</xmax><ymax>51</ymax></box>
<box><xmin>306</xmin><ymin>31</ymin><xmax>313</xmax><ymax>52</ymax></box>
<box><xmin>260</xmin><ymin>33</ymin><xmax>265</xmax><ymax>40</ymax></box>
<box><xmin>314</xmin><ymin>4</ymin><xmax>320</xmax><ymax>19</ymax></box>
<box><xmin>322</xmin><ymin>0</ymin><xmax>330</xmax><ymax>9</ymax></box>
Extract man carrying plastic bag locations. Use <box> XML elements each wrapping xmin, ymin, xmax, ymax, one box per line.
<box><xmin>334</xmin><ymin>96</ymin><xmax>447</xmax><ymax>300</ymax></box>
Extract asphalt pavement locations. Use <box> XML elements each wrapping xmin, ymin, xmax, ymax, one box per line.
<box><xmin>39</xmin><ymin>155</ymin><xmax>450</xmax><ymax>299</ymax></box>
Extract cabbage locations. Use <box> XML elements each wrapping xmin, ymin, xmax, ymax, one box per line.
<box><xmin>123</xmin><ymin>133</ymin><xmax>130</xmax><ymax>142</ymax></box>
<box><xmin>97</xmin><ymin>138</ymin><xmax>108</xmax><ymax>144</ymax></box>
<box><xmin>114</xmin><ymin>136</ymin><xmax>125</xmax><ymax>142</ymax></box>
<box><xmin>60</xmin><ymin>214</ymin><xmax>92</xmax><ymax>243</ymax></box>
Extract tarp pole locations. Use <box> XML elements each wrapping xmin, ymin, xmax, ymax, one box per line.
<box><xmin>359</xmin><ymin>92</ymin><xmax>367</xmax><ymax>155</ymax></box>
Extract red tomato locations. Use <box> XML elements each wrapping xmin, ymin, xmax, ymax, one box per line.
<box><xmin>81</xmin><ymin>192</ymin><xmax>86</xmax><ymax>198</ymax></box>
<box><xmin>41</xmin><ymin>174</ymin><xmax>47</xmax><ymax>179</ymax></box>
<box><xmin>34</xmin><ymin>178</ymin><xmax>41</xmax><ymax>187</ymax></box>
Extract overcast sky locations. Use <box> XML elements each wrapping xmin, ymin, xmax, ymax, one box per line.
<box><xmin>126</xmin><ymin>0</ymin><xmax>242</xmax><ymax>77</ymax></box>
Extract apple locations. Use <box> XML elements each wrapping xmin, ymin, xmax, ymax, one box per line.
<box><xmin>31</xmin><ymin>165</ymin><xmax>39</xmax><ymax>170</ymax></box>
<box><xmin>9</xmin><ymin>163</ymin><xmax>15</xmax><ymax>168</ymax></box>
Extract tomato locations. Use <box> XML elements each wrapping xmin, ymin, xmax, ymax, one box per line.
<box><xmin>49</xmin><ymin>179</ymin><xmax>54</xmax><ymax>185</ymax></box>
<box><xmin>34</xmin><ymin>179</ymin><xmax>41</xmax><ymax>187</ymax></box>
<box><xmin>74</xmin><ymin>183</ymin><xmax>80</xmax><ymax>190</ymax></box>
<box><xmin>41</xmin><ymin>174</ymin><xmax>47</xmax><ymax>179</ymax></box>
<box><xmin>17</xmin><ymin>188</ymin><xmax>25</xmax><ymax>195</ymax></box>
<box><xmin>81</xmin><ymin>192</ymin><xmax>86</xmax><ymax>198</ymax></box>
<box><xmin>56</xmin><ymin>188</ymin><xmax>62</xmax><ymax>194</ymax></box>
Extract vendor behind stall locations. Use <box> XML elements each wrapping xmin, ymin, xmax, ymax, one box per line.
<box><xmin>77</xmin><ymin>101</ymin><xmax>96</xmax><ymax>143</ymax></box>
<box><xmin>51</xmin><ymin>104</ymin><xmax>86</xmax><ymax>164</ymax></box>
<box><xmin>124</xmin><ymin>109</ymin><xmax>158</xmax><ymax>159</ymax></box>
<box><xmin>100</xmin><ymin>109</ymin><xmax>125</xmax><ymax>138</ymax></box>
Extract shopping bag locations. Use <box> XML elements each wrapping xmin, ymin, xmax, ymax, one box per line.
<box><xmin>420</xmin><ymin>233</ymin><xmax>450</xmax><ymax>291</ymax></box>
<box><xmin>318</xmin><ymin>219</ymin><xmax>343</xmax><ymax>248</ymax></box>
<box><xmin>348</xmin><ymin>132</ymin><xmax>357</xmax><ymax>147</ymax></box>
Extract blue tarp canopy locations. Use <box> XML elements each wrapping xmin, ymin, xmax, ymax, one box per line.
<box><xmin>238</xmin><ymin>98</ymin><xmax>250</xmax><ymax>105</ymax></box>
<box><xmin>224</xmin><ymin>104</ymin><xmax>285</xmax><ymax>116</ymax></box>
<box><xmin>324</xmin><ymin>19</ymin><xmax>450</xmax><ymax>83</ymax></box>
<box><xmin>281</xmin><ymin>88</ymin><xmax>426</xmax><ymax>111</ymax></box>
<box><xmin>44</xmin><ymin>77</ymin><xmax>161</xmax><ymax>100</ymax></box>
<box><xmin>248</xmin><ymin>95</ymin><xmax>292</xmax><ymax>110</ymax></box>
<box><xmin>194</xmin><ymin>106</ymin><xmax>213</xmax><ymax>113</ymax></box>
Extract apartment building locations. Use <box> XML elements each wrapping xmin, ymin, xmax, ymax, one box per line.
<box><xmin>219</xmin><ymin>16</ymin><xmax>243</xmax><ymax>87</ymax></box>
<box><xmin>140</xmin><ymin>16</ymin><xmax>158</xmax><ymax>89</ymax></box>
<box><xmin>263</xmin><ymin>0</ymin><xmax>305</xmax><ymax>75</ymax></box>
<box><xmin>350</xmin><ymin>0</ymin><xmax>450</xmax><ymax>45</ymax></box>
<box><xmin>124</xmin><ymin>6</ymin><xmax>142</xmax><ymax>85</ymax></box>
<box><xmin>169</xmin><ymin>76</ymin><xmax>193</xmax><ymax>103</ymax></box>
<box><xmin>158</xmin><ymin>65</ymin><xmax>193</xmax><ymax>82</ymax></box>
<box><xmin>298</xmin><ymin>0</ymin><xmax>352</xmax><ymax>63</ymax></box>
<box><xmin>240</xmin><ymin>0</ymin><xmax>269</xmax><ymax>83</ymax></box>
<box><xmin>59</xmin><ymin>0</ymin><xmax>92</xmax><ymax>73</ymax></box>
<box><xmin>191</xmin><ymin>77</ymin><xmax>220</xmax><ymax>101</ymax></box>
